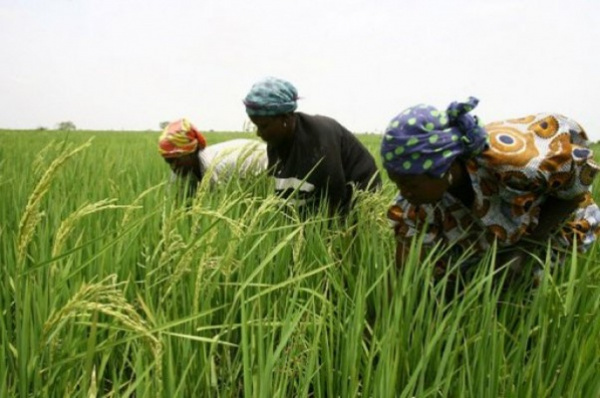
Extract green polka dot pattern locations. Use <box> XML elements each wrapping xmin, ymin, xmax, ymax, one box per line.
<box><xmin>380</xmin><ymin>97</ymin><xmax>488</xmax><ymax>177</ymax></box>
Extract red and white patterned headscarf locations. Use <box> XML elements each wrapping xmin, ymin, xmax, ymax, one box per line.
<box><xmin>158</xmin><ymin>119</ymin><xmax>207</xmax><ymax>158</ymax></box>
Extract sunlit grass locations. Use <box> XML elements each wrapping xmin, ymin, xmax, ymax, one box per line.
<box><xmin>1</xmin><ymin>129</ymin><xmax>600</xmax><ymax>397</ymax></box>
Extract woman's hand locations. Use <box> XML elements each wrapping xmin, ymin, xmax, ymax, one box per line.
<box><xmin>496</xmin><ymin>249</ymin><xmax>531</xmax><ymax>288</ymax></box>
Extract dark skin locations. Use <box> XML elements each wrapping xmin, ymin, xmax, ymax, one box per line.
<box><xmin>249</xmin><ymin>113</ymin><xmax>296</xmax><ymax>148</ymax></box>
<box><xmin>164</xmin><ymin>150</ymin><xmax>204</xmax><ymax>180</ymax></box>
<box><xmin>164</xmin><ymin>150</ymin><xmax>205</xmax><ymax>200</ymax></box>
<box><xmin>390</xmin><ymin>159</ymin><xmax>582</xmax><ymax>275</ymax></box>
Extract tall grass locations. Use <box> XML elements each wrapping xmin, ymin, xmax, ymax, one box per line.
<box><xmin>1</xmin><ymin>129</ymin><xmax>600</xmax><ymax>397</ymax></box>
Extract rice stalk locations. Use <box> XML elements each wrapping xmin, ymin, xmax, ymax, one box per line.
<box><xmin>148</xmin><ymin>205</ymin><xmax>187</xmax><ymax>278</ymax></box>
<box><xmin>31</xmin><ymin>139</ymin><xmax>58</xmax><ymax>176</ymax></box>
<box><xmin>154</xmin><ymin>232</ymin><xmax>186</xmax><ymax>278</ymax></box>
<box><xmin>120</xmin><ymin>182</ymin><xmax>166</xmax><ymax>227</ymax></box>
<box><xmin>87</xmin><ymin>366</ymin><xmax>97</xmax><ymax>398</ymax></box>
<box><xmin>51</xmin><ymin>199</ymin><xmax>132</xmax><ymax>258</ymax></box>
<box><xmin>189</xmin><ymin>208</ymin><xmax>243</xmax><ymax>238</ymax></box>
<box><xmin>42</xmin><ymin>274</ymin><xmax>163</xmax><ymax>396</ymax></box>
<box><xmin>292</xmin><ymin>220</ymin><xmax>306</xmax><ymax>264</ymax></box>
<box><xmin>16</xmin><ymin>139</ymin><xmax>93</xmax><ymax>264</ymax></box>
<box><xmin>193</xmin><ymin>256</ymin><xmax>219</xmax><ymax>315</ymax></box>
<box><xmin>108</xmin><ymin>178</ymin><xmax>120</xmax><ymax>198</ymax></box>
<box><xmin>160</xmin><ymin>237</ymin><xmax>213</xmax><ymax>306</ymax></box>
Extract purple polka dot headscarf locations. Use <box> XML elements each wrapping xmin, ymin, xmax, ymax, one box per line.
<box><xmin>380</xmin><ymin>97</ymin><xmax>489</xmax><ymax>178</ymax></box>
<box><xmin>243</xmin><ymin>77</ymin><xmax>299</xmax><ymax>116</ymax></box>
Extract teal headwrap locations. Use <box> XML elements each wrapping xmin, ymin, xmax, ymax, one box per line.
<box><xmin>243</xmin><ymin>77</ymin><xmax>299</xmax><ymax>116</ymax></box>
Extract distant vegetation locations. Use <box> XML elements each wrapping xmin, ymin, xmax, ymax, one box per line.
<box><xmin>56</xmin><ymin>121</ymin><xmax>77</xmax><ymax>131</ymax></box>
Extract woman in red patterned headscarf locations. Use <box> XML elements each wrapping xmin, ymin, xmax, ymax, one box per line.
<box><xmin>158</xmin><ymin>118</ymin><xmax>268</xmax><ymax>196</ymax></box>
<box><xmin>159</xmin><ymin>118</ymin><xmax>208</xmax><ymax>180</ymax></box>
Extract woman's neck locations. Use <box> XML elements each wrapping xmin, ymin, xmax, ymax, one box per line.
<box><xmin>447</xmin><ymin>161</ymin><xmax>475</xmax><ymax>208</ymax></box>
<box><xmin>271</xmin><ymin>113</ymin><xmax>297</xmax><ymax>159</ymax></box>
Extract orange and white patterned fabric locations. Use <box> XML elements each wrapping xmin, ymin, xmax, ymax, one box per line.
<box><xmin>158</xmin><ymin>118</ymin><xmax>207</xmax><ymax>158</ymax></box>
<box><xmin>387</xmin><ymin>113</ymin><xmax>600</xmax><ymax>259</ymax></box>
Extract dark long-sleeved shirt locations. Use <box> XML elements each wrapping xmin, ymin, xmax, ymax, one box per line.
<box><xmin>267</xmin><ymin>112</ymin><xmax>381</xmax><ymax>214</ymax></box>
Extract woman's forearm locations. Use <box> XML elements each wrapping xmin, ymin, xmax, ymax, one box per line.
<box><xmin>529</xmin><ymin>196</ymin><xmax>582</xmax><ymax>241</ymax></box>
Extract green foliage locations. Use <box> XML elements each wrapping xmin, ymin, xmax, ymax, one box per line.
<box><xmin>1</xmin><ymin>129</ymin><xmax>600</xmax><ymax>397</ymax></box>
<box><xmin>56</xmin><ymin>121</ymin><xmax>77</xmax><ymax>131</ymax></box>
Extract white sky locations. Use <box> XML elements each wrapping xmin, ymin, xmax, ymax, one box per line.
<box><xmin>1</xmin><ymin>0</ymin><xmax>599</xmax><ymax>140</ymax></box>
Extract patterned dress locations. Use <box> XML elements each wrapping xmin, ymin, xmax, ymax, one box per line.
<box><xmin>387</xmin><ymin>113</ymin><xmax>600</xmax><ymax>267</ymax></box>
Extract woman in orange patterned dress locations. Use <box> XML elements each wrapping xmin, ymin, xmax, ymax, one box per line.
<box><xmin>380</xmin><ymin>97</ymin><xmax>600</xmax><ymax>283</ymax></box>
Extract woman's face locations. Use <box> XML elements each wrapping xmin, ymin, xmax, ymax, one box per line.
<box><xmin>165</xmin><ymin>151</ymin><xmax>203</xmax><ymax>180</ymax></box>
<box><xmin>387</xmin><ymin>171</ymin><xmax>449</xmax><ymax>205</ymax></box>
<box><xmin>249</xmin><ymin>115</ymin><xmax>292</xmax><ymax>145</ymax></box>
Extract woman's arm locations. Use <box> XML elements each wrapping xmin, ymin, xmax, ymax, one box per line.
<box><xmin>497</xmin><ymin>195</ymin><xmax>583</xmax><ymax>279</ymax></box>
<box><xmin>395</xmin><ymin>240</ymin><xmax>411</xmax><ymax>270</ymax></box>
<box><xmin>529</xmin><ymin>195</ymin><xmax>583</xmax><ymax>242</ymax></box>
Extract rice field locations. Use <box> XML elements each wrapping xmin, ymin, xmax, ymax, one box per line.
<box><xmin>2</xmin><ymin>129</ymin><xmax>600</xmax><ymax>397</ymax></box>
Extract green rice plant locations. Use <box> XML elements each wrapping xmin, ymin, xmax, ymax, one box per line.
<box><xmin>41</xmin><ymin>275</ymin><xmax>163</xmax><ymax>397</ymax></box>
<box><xmin>120</xmin><ymin>182</ymin><xmax>166</xmax><ymax>228</ymax></box>
<box><xmin>16</xmin><ymin>139</ymin><xmax>93</xmax><ymax>264</ymax></box>
<box><xmin>2</xmin><ymin>130</ymin><xmax>600</xmax><ymax>397</ymax></box>
<box><xmin>52</xmin><ymin>199</ymin><xmax>132</xmax><ymax>258</ymax></box>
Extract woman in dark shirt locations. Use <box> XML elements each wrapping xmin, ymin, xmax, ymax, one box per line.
<box><xmin>243</xmin><ymin>76</ymin><xmax>381</xmax><ymax>215</ymax></box>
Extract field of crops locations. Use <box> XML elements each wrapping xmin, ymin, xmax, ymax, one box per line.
<box><xmin>2</xmin><ymin>129</ymin><xmax>600</xmax><ymax>397</ymax></box>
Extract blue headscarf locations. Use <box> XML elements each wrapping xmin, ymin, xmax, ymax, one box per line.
<box><xmin>380</xmin><ymin>97</ymin><xmax>489</xmax><ymax>178</ymax></box>
<box><xmin>243</xmin><ymin>77</ymin><xmax>299</xmax><ymax>116</ymax></box>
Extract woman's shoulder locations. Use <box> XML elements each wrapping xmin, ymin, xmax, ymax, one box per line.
<box><xmin>201</xmin><ymin>138</ymin><xmax>266</xmax><ymax>163</ymax></box>
<box><xmin>206</xmin><ymin>138</ymin><xmax>266</xmax><ymax>153</ymax></box>
<box><xmin>211</xmin><ymin>138</ymin><xmax>265</xmax><ymax>148</ymax></box>
<box><xmin>296</xmin><ymin>113</ymin><xmax>354</xmax><ymax>147</ymax></box>
<box><xmin>474</xmin><ymin>112</ymin><xmax>596</xmax><ymax>193</ymax></box>
<box><xmin>297</xmin><ymin>112</ymin><xmax>346</xmax><ymax>130</ymax></box>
